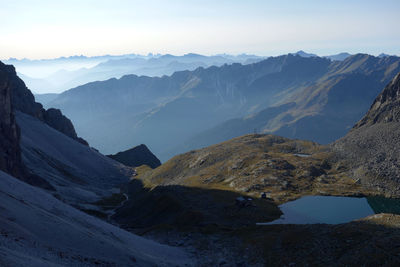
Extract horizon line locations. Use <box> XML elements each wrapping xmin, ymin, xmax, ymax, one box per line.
<box><xmin>2</xmin><ymin>50</ymin><xmax>398</xmax><ymax>61</ymax></box>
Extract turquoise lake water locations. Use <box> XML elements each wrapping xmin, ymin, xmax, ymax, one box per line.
<box><xmin>258</xmin><ymin>195</ymin><xmax>400</xmax><ymax>225</ymax></box>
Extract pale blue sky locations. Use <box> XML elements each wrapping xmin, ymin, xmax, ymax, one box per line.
<box><xmin>1</xmin><ymin>0</ymin><xmax>399</xmax><ymax>59</ymax></box>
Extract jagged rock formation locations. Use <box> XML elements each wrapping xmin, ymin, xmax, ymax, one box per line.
<box><xmin>333</xmin><ymin>72</ymin><xmax>400</xmax><ymax>197</ymax></box>
<box><xmin>0</xmin><ymin>62</ymin><xmax>24</xmax><ymax>178</ymax></box>
<box><xmin>1</xmin><ymin>61</ymin><xmax>87</xmax><ymax>145</ymax></box>
<box><xmin>108</xmin><ymin>144</ymin><xmax>161</xmax><ymax>169</ymax></box>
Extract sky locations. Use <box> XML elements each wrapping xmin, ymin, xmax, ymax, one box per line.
<box><xmin>1</xmin><ymin>0</ymin><xmax>399</xmax><ymax>59</ymax></box>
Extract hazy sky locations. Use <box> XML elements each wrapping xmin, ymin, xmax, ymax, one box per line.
<box><xmin>1</xmin><ymin>0</ymin><xmax>399</xmax><ymax>59</ymax></box>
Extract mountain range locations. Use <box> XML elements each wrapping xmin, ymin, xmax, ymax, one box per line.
<box><xmin>6</xmin><ymin>53</ymin><xmax>264</xmax><ymax>94</ymax></box>
<box><xmin>6</xmin><ymin>51</ymin><xmax>364</xmax><ymax>94</ymax></box>
<box><xmin>45</xmin><ymin>53</ymin><xmax>400</xmax><ymax>161</ymax></box>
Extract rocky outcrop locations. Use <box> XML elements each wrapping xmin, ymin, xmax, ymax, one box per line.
<box><xmin>108</xmin><ymin>144</ymin><xmax>161</xmax><ymax>169</ymax></box>
<box><xmin>0</xmin><ymin>62</ymin><xmax>24</xmax><ymax>178</ymax></box>
<box><xmin>333</xmin><ymin>72</ymin><xmax>400</xmax><ymax>197</ymax></box>
<box><xmin>3</xmin><ymin>61</ymin><xmax>87</xmax><ymax>145</ymax></box>
<box><xmin>354</xmin><ymin>72</ymin><xmax>400</xmax><ymax>127</ymax></box>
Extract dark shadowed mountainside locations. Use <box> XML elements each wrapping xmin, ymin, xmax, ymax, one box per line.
<box><xmin>0</xmin><ymin>61</ymin><xmax>24</xmax><ymax>178</ymax></box>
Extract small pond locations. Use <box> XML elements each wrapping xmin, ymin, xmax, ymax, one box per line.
<box><xmin>257</xmin><ymin>195</ymin><xmax>400</xmax><ymax>225</ymax></box>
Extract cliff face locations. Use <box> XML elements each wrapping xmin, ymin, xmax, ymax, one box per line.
<box><xmin>3</xmin><ymin>61</ymin><xmax>87</xmax><ymax>145</ymax></box>
<box><xmin>0</xmin><ymin>63</ymin><xmax>24</xmax><ymax>177</ymax></box>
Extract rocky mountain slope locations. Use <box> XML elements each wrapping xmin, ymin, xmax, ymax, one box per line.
<box><xmin>0</xmin><ymin>169</ymin><xmax>191</xmax><ymax>266</ymax></box>
<box><xmin>16</xmin><ymin>111</ymin><xmax>133</xmax><ymax>205</ymax></box>
<box><xmin>333</xmin><ymin>72</ymin><xmax>400</xmax><ymax>197</ymax></box>
<box><xmin>46</xmin><ymin>54</ymin><xmax>400</xmax><ymax>161</ymax></box>
<box><xmin>108</xmin><ymin>144</ymin><xmax>161</xmax><ymax>168</ymax></box>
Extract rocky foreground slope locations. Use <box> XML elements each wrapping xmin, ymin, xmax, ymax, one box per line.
<box><xmin>0</xmin><ymin>170</ymin><xmax>191</xmax><ymax>266</ymax></box>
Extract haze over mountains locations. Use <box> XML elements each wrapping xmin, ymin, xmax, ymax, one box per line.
<box><xmin>44</xmin><ymin>53</ymin><xmax>400</xmax><ymax>161</ymax></box>
<box><xmin>5</xmin><ymin>53</ymin><xmax>264</xmax><ymax>94</ymax></box>
<box><xmin>5</xmin><ymin>50</ymin><xmax>375</xmax><ymax>95</ymax></box>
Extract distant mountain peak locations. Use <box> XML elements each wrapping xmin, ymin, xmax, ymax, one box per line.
<box><xmin>324</xmin><ymin>52</ymin><xmax>352</xmax><ymax>61</ymax></box>
<box><xmin>184</xmin><ymin>53</ymin><xmax>204</xmax><ymax>57</ymax></box>
<box><xmin>291</xmin><ymin>50</ymin><xmax>318</xmax><ymax>58</ymax></box>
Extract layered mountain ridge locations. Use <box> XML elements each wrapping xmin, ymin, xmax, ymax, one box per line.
<box><xmin>46</xmin><ymin>53</ymin><xmax>400</xmax><ymax>161</ymax></box>
<box><xmin>9</xmin><ymin>53</ymin><xmax>264</xmax><ymax>93</ymax></box>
